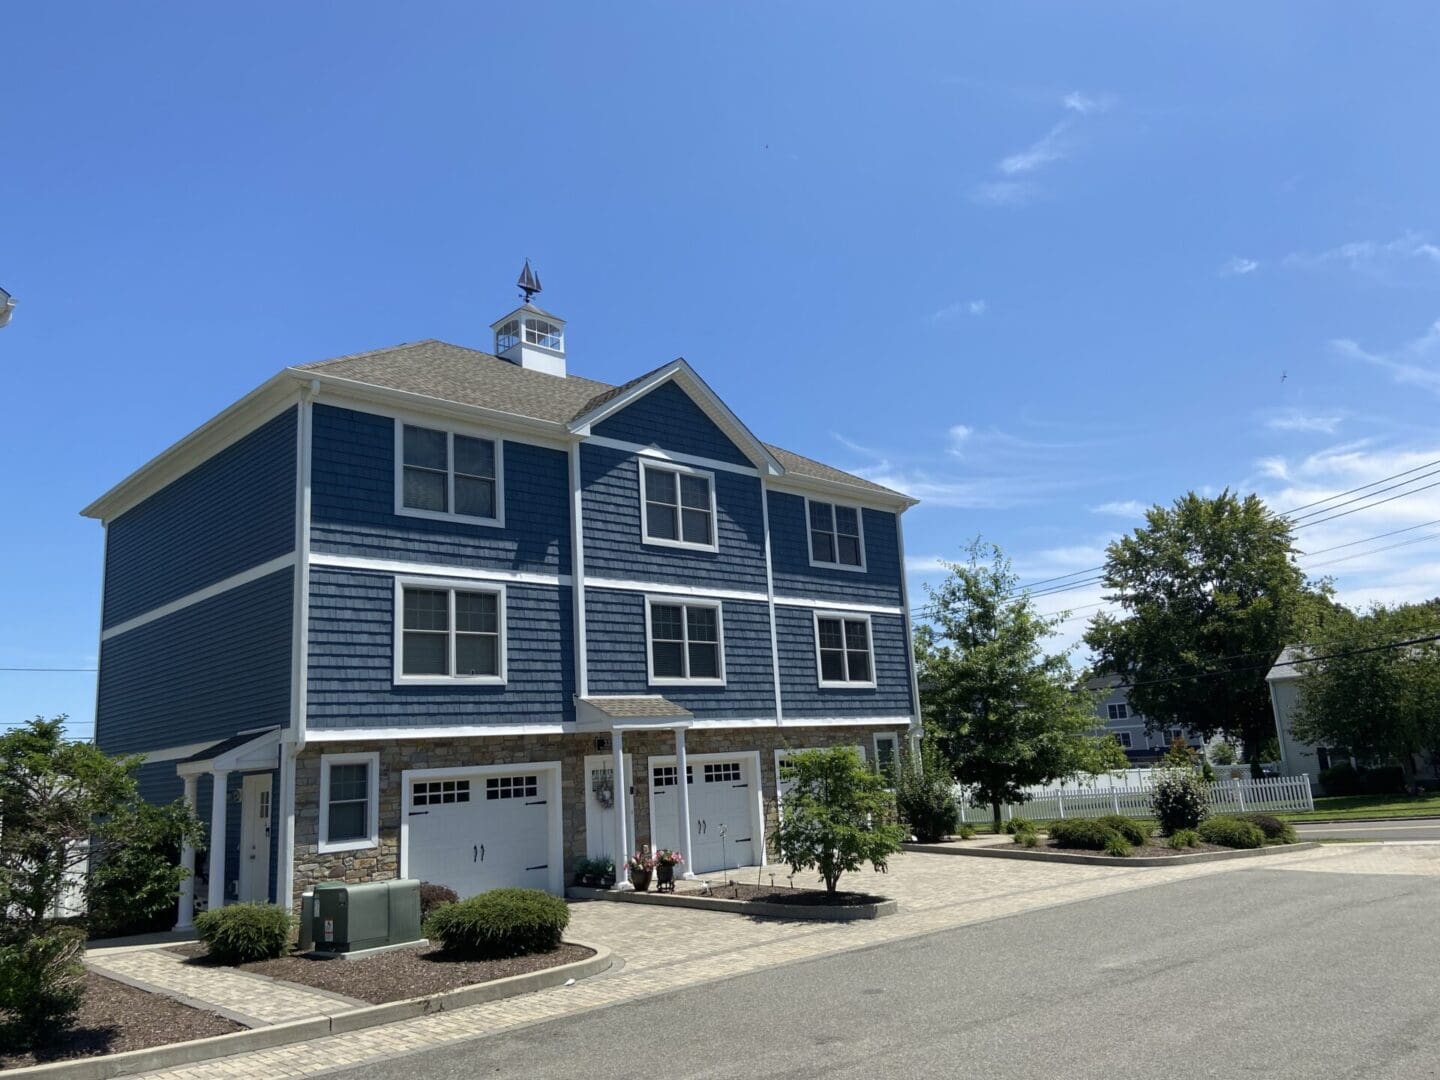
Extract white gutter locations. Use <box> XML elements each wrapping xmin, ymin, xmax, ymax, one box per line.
<box><xmin>760</xmin><ymin>478</ymin><xmax>784</xmax><ymax>726</ymax></box>
<box><xmin>570</xmin><ymin>439</ymin><xmax>589</xmax><ymax>699</ymax></box>
<box><xmin>895</xmin><ymin>508</ymin><xmax>924</xmax><ymax>756</ymax></box>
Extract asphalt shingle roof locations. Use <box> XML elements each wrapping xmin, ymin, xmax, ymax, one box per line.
<box><xmin>292</xmin><ymin>340</ymin><xmax>906</xmax><ymax>499</ymax></box>
<box><xmin>579</xmin><ymin>696</ymin><xmax>694</xmax><ymax>719</ymax></box>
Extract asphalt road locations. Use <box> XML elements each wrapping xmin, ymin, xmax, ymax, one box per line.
<box><xmin>333</xmin><ymin>861</ymin><xmax>1440</xmax><ymax>1080</ymax></box>
<box><xmin>1296</xmin><ymin>817</ymin><xmax>1440</xmax><ymax>842</ymax></box>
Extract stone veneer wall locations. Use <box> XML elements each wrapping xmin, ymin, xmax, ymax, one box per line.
<box><xmin>290</xmin><ymin>725</ymin><xmax>907</xmax><ymax>909</ymax></box>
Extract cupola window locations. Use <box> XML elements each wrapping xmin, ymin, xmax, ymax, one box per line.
<box><xmin>495</xmin><ymin>319</ymin><xmax>521</xmax><ymax>353</ymax></box>
<box><xmin>524</xmin><ymin>318</ymin><xmax>563</xmax><ymax>350</ymax></box>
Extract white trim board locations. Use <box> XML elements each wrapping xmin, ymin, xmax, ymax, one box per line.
<box><xmin>310</xmin><ymin>552</ymin><xmax>569</xmax><ymax>588</ymax></box>
<box><xmin>804</xmin><ymin>496</ymin><xmax>868</xmax><ymax>574</ymax></box>
<box><xmin>638</xmin><ymin>458</ymin><xmax>720</xmax><ymax>554</ymax></box>
<box><xmin>99</xmin><ymin>553</ymin><xmax>297</xmax><ymax>642</ymax></box>
<box><xmin>132</xmin><ymin>740</ymin><xmax>226</xmax><ymax>765</ymax></box>
<box><xmin>392</xmin><ymin>415</ymin><xmax>507</xmax><ymax>530</ymax></box>
<box><xmin>317</xmin><ymin>751</ymin><xmax>381</xmax><ymax>854</ymax></box>
<box><xmin>774</xmin><ymin>595</ymin><xmax>902</xmax><ymax>616</ymax></box>
<box><xmin>585</xmin><ymin>435</ymin><xmax>759</xmax><ymax>477</ymax></box>
<box><xmin>305</xmin><ymin>723</ymin><xmax>569</xmax><ymax>741</ymax></box>
<box><xmin>392</xmin><ymin>576</ymin><xmax>509</xmax><ymax>687</ymax></box>
<box><xmin>644</xmin><ymin>593</ymin><xmax>727</xmax><ymax>687</ymax></box>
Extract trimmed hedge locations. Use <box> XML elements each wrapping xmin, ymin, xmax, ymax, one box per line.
<box><xmin>1048</xmin><ymin>818</ymin><xmax>1124</xmax><ymax>852</ymax></box>
<box><xmin>1197</xmin><ymin>816</ymin><xmax>1265</xmax><ymax>850</ymax></box>
<box><xmin>424</xmin><ymin>888</ymin><xmax>569</xmax><ymax>960</ymax></box>
<box><xmin>194</xmin><ymin>903</ymin><xmax>293</xmax><ymax>964</ymax></box>
<box><xmin>1235</xmin><ymin>813</ymin><xmax>1297</xmax><ymax>844</ymax></box>
<box><xmin>1096</xmin><ymin>815</ymin><xmax>1150</xmax><ymax>847</ymax></box>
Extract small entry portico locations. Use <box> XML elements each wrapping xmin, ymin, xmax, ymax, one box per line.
<box><xmin>577</xmin><ymin>696</ymin><xmax>698</xmax><ymax>887</ymax></box>
<box><xmin>174</xmin><ymin>728</ymin><xmax>283</xmax><ymax>927</ymax></box>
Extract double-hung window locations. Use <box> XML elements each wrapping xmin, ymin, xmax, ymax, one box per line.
<box><xmin>647</xmin><ymin>598</ymin><xmax>724</xmax><ymax>684</ymax></box>
<box><xmin>397</xmin><ymin>420</ymin><xmax>503</xmax><ymax>525</ymax></box>
<box><xmin>1107</xmin><ymin>703</ymin><xmax>1129</xmax><ymax>721</ymax></box>
<box><xmin>396</xmin><ymin>580</ymin><xmax>506</xmax><ymax>684</ymax></box>
<box><xmin>1115</xmin><ymin>732</ymin><xmax>1133</xmax><ymax>749</ymax></box>
<box><xmin>815</xmin><ymin>613</ymin><xmax>875</xmax><ymax>687</ymax></box>
<box><xmin>640</xmin><ymin>461</ymin><xmax>717</xmax><ymax>551</ymax></box>
<box><xmin>873</xmin><ymin>733</ymin><xmax>899</xmax><ymax>784</ymax></box>
<box><xmin>807</xmin><ymin>500</ymin><xmax>865</xmax><ymax>570</ymax></box>
<box><xmin>319</xmin><ymin>752</ymin><xmax>379</xmax><ymax>853</ymax></box>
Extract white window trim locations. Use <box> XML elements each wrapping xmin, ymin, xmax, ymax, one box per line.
<box><xmin>644</xmin><ymin>594</ymin><xmax>726</xmax><ymax>687</ymax></box>
<box><xmin>813</xmin><ymin>610</ymin><xmax>877</xmax><ymax>689</ymax></box>
<box><xmin>1115</xmin><ymin>731</ymin><xmax>1133</xmax><ymax>748</ymax></box>
<box><xmin>393</xmin><ymin>417</ymin><xmax>506</xmax><ymax>528</ymax></box>
<box><xmin>318</xmin><ymin>751</ymin><xmax>381</xmax><ymax>854</ymax></box>
<box><xmin>1107</xmin><ymin>703</ymin><xmax>1129</xmax><ymax>721</ymax></box>
<box><xmin>393</xmin><ymin>576</ymin><xmax>509</xmax><ymax>686</ymax></box>
<box><xmin>805</xmin><ymin>497</ymin><xmax>867</xmax><ymax>573</ymax></box>
<box><xmin>638</xmin><ymin>458</ymin><xmax>720</xmax><ymax>554</ymax></box>
<box><xmin>872</xmin><ymin>732</ymin><xmax>900</xmax><ymax>781</ymax></box>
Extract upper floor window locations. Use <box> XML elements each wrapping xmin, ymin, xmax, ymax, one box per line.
<box><xmin>525</xmin><ymin>318</ymin><xmax>563</xmax><ymax>349</ymax></box>
<box><xmin>396</xmin><ymin>421</ymin><xmax>503</xmax><ymax>526</ymax></box>
<box><xmin>1107</xmin><ymin>703</ymin><xmax>1129</xmax><ymax>721</ymax></box>
<box><xmin>1115</xmin><ymin>732</ymin><xmax>1133</xmax><ymax>749</ymax></box>
<box><xmin>640</xmin><ymin>460</ymin><xmax>717</xmax><ymax>552</ymax></box>
<box><xmin>647</xmin><ymin>597</ymin><xmax>725</xmax><ymax>685</ymax></box>
<box><xmin>395</xmin><ymin>579</ymin><xmax>506</xmax><ymax>685</ymax></box>
<box><xmin>815</xmin><ymin>613</ymin><xmax>875</xmax><ymax>688</ymax></box>
<box><xmin>808</xmin><ymin>500</ymin><xmax>865</xmax><ymax>571</ymax></box>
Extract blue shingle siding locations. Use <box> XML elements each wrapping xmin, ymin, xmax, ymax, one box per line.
<box><xmin>580</xmin><ymin>444</ymin><xmax>767</xmax><ymax>591</ymax></box>
<box><xmin>310</xmin><ymin>403</ymin><xmax>571</xmax><ymax>575</ymax></box>
<box><xmin>306</xmin><ymin>568</ymin><xmax>575</xmax><ymax>728</ymax></box>
<box><xmin>592</xmin><ymin>381</ymin><xmax>753</xmax><ymax>467</ymax></box>
<box><xmin>96</xmin><ymin>567</ymin><xmax>294</xmax><ymax>755</ymax></box>
<box><xmin>103</xmin><ymin>407</ymin><xmax>297</xmax><ymax>628</ymax></box>
<box><xmin>774</xmin><ymin>606</ymin><xmax>913</xmax><ymax>718</ymax></box>
<box><xmin>133</xmin><ymin>759</ymin><xmax>186</xmax><ymax>807</ymax></box>
<box><xmin>767</xmin><ymin>491</ymin><xmax>904</xmax><ymax>607</ymax></box>
<box><xmin>585</xmin><ymin>589</ymin><xmax>776</xmax><ymax>718</ymax></box>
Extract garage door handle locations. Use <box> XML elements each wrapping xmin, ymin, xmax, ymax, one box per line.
<box><xmin>480</xmin><ymin>844</ymin><xmax>485</xmax><ymax>862</ymax></box>
<box><xmin>473</xmin><ymin>845</ymin><xmax>478</xmax><ymax>863</ymax></box>
<box><xmin>409</xmin><ymin>810</ymin><xmax>429</xmax><ymax>816</ymax></box>
<box><xmin>525</xmin><ymin>863</ymin><xmax>548</xmax><ymax>871</ymax></box>
<box><xmin>735</xmin><ymin>837</ymin><xmax>752</xmax><ymax>843</ymax></box>
<box><xmin>525</xmin><ymin>799</ymin><xmax>546</xmax><ymax>806</ymax></box>
<box><xmin>733</xmin><ymin>783</ymin><xmax>748</xmax><ymax>789</ymax></box>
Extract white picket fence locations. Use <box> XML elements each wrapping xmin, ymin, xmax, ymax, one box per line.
<box><xmin>954</xmin><ymin>774</ymin><xmax>1313</xmax><ymax>824</ymax></box>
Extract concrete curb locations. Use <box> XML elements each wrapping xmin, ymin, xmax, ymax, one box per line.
<box><xmin>9</xmin><ymin>941</ymin><xmax>612</xmax><ymax>1080</ymax></box>
<box><xmin>567</xmin><ymin>886</ymin><xmax>897</xmax><ymax>921</ymax></box>
<box><xmin>1288</xmin><ymin>814</ymin><xmax>1440</xmax><ymax>825</ymax></box>
<box><xmin>903</xmin><ymin>841</ymin><xmax>1322</xmax><ymax>867</ymax></box>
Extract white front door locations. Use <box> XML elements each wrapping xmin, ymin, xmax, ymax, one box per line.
<box><xmin>584</xmin><ymin>754</ymin><xmax>634</xmax><ymax>863</ymax></box>
<box><xmin>651</xmin><ymin>756</ymin><xmax>758</xmax><ymax>873</ymax></box>
<box><xmin>238</xmin><ymin>774</ymin><xmax>272</xmax><ymax>903</ymax></box>
<box><xmin>404</xmin><ymin>768</ymin><xmax>557</xmax><ymax>898</ymax></box>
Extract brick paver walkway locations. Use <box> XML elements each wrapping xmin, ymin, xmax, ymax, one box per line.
<box><xmin>130</xmin><ymin>844</ymin><xmax>1436</xmax><ymax>1077</ymax></box>
<box><xmin>87</xmin><ymin>946</ymin><xmax>366</xmax><ymax>1027</ymax></box>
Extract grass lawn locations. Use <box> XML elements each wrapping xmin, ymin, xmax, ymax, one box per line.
<box><xmin>1280</xmin><ymin>793</ymin><xmax>1440</xmax><ymax>822</ymax></box>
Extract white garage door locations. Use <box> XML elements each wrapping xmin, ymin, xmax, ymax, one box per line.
<box><xmin>651</xmin><ymin>757</ymin><xmax>756</xmax><ymax>873</ymax></box>
<box><xmin>405</xmin><ymin>770</ymin><xmax>553</xmax><ymax>898</ymax></box>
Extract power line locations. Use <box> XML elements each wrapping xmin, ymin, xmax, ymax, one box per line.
<box><xmin>1282</xmin><ymin>456</ymin><xmax>1440</xmax><ymax>516</ymax></box>
<box><xmin>1288</xmin><ymin>466</ymin><xmax>1440</xmax><ymax>524</ymax></box>
<box><xmin>1298</xmin><ymin>518</ymin><xmax>1440</xmax><ymax>558</ymax></box>
<box><xmin>1304</xmin><ymin>529</ymin><xmax>1440</xmax><ymax>571</ymax></box>
<box><xmin>1290</xmin><ymin>476</ymin><xmax>1440</xmax><ymax>530</ymax></box>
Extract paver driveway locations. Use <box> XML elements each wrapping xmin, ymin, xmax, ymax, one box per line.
<box><xmin>133</xmin><ymin>844</ymin><xmax>1428</xmax><ymax>1078</ymax></box>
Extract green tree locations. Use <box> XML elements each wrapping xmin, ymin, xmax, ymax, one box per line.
<box><xmin>1084</xmin><ymin>491</ymin><xmax>1322</xmax><ymax>775</ymax></box>
<box><xmin>772</xmin><ymin>747</ymin><xmax>905</xmax><ymax>895</ymax></box>
<box><xmin>918</xmin><ymin>541</ymin><xmax>1126</xmax><ymax>833</ymax></box>
<box><xmin>1292</xmin><ymin>603</ymin><xmax>1440</xmax><ymax>785</ymax></box>
<box><xmin>893</xmin><ymin>739</ymin><xmax>961</xmax><ymax>843</ymax></box>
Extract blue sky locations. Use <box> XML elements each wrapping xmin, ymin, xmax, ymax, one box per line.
<box><xmin>5</xmin><ymin>3</ymin><xmax>1440</xmax><ymax>739</ymax></box>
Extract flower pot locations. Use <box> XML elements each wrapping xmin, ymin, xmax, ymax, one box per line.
<box><xmin>656</xmin><ymin>863</ymin><xmax>675</xmax><ymax>892</ymax></box>
<box><xmin>629</xmin><ymin>868</ymin><xmax>653</xmax><ymax>892</ymax></box>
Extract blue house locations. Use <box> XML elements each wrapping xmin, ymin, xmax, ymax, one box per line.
<box><xmin>84</xmin><ymin>271</ymin><xmax>920</xmax><ymax>923</ymax></box>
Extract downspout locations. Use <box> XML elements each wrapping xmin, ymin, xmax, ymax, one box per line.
<box><xmin>896</xmin><ymin>507</ymin><xmax>923</xmax><ymax>762</ymax></box>
<box><xmin>760</xmin><ymin>477</ymin><xmax>784</xmax><ymax>727</ymax></box>
<box><xmin>569</xmin><ymin>439</ymin><xmax>588</xmax><ymax>701</ymax></box>
<box><xmin>278</xmin><ymin>379</ymin><xmax>317</xmax><ymax>912</ymax></box>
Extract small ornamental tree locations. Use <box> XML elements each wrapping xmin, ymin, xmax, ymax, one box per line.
<box><xmin>894</xmin><ymin>741</ymin><xmax>960</xmax><ymax>843</ymax></box>
<box><xmin>773</xmin><ymin>747</ymin><xmax>905</xmax><ymax>895</ymax></box>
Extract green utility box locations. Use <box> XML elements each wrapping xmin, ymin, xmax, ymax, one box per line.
<box><xmin>311</xmin><ymin>879</ymin><xmax>423</xmax><ymax>955</ymax></box>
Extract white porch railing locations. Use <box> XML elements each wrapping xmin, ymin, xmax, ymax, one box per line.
<box><xmin>953</xmin><ymin>774</ymin><xmax>1313</xmax><ymax>824</ymax></box>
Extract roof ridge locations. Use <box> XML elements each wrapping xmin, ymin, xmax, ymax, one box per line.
<box><xmin>290</xmin><ymin>338</ymin><xmax>444</xmax><ymax>371</ymax></box>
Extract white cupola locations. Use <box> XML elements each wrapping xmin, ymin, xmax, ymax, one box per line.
<box><xmin>490</xmin><ymin>260</ymin><xmax>567</xmax><ymax>377</ymax></box>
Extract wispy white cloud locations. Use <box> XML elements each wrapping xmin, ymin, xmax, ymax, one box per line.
<box><xmin>1062</xmin><ymin>90</ymin><xmax>1113</xmax><ymax>115</ymax></box>
<box><xmin>1090</xmin><ymin>499</ymin><xmax>1146</xmax><ymax>517</ymax></box>
<box><xmin>1332</xmin><ymin>318</ymin><xmax>1440</xmax><ymax>396</ymax></box>
<box><xmin>830</xmin><ymin>432</ymin><xmax>879</xmax><ymax>456</ymax></box>
<box><xmin>1264</xmin><ymin>409</ymin><xmax>1343</xmax><ymax>435</ymax></box>
<box><xmin>968</xmin><ymin>299</ymin><xmax>987</xmax><ymax>316</ymax></box>
<box><xmin>947</xmin><ymin>424</ymin><xmax>973</xmax><ymax>447</ymax></box>
<box><xmin>1221</xmin><ymin>257</ymin><xmax>1259</xmax><ymax>276</ymax></box>
<box><xmin>970</xmin><ymin>90</ymin><xmax>1112</xmax><ymax>207</ymax></box>
<box><xmin>931</xmin><ymin>299</ymin><xmax>988</xmax><ymax>321</ymax></box>
<box><xmin>969</xmin><ymin>180</ymin><xmax>1036</xmax><ymax>207</ymax></box>
<box><xmin>998</xmin><ymin>121</ymin><xmax>1071</xmax><ymax>175</ymax></box>
<box><xmin>1284</xmin><ymin>232</ymin><xmax>1440</xmax><ymax>279</ymax></box>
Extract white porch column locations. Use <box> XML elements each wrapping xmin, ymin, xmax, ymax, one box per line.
<box><xmin>175</xmin><ymin>774</ymin><xmax>198</xmax><ymax>930</ymax></box>
<box><xmin>673</xmin><ymin>726</ymin><xmax>696</xmax><ymax>879</ymax></box>
<box><xmin>610</xmin><ymin>730</ymin><xmax>633</xmax><ymax>891</ymax></box>
<box><xmin>207</xmin><ymin>769</ymin><xmax>230</xmax><ymax>913</ymax></box>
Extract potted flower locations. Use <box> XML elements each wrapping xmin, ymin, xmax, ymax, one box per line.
<box><xmin>596</xmin><ymin>856</ymin><xmax>616</xmax><ymax>888</ymax></box>
<box><xmin>654</xmin><ymin>849</ymin><xmax>684</xmax><ymax>892</ymax></box>
<box><xmin>625</xmin><ymin>848</ymin><xmax>656</xmax><ymax>891</ymax></box>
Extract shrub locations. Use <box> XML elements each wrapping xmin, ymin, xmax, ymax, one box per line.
<box><xmin>424</xmin><ymin>888</ymin><xmax>569</xmax><ymax>959</ymax></box>
<box><xmin>893</xmin><ymin>745</ymin><xmax>961</xmax><ymax>843</ymax></box>
<box><xmin>1197</xmin><ymin>816</ymin><xmax>1265</xmax><ymax>849</ymax></box>
<box><xmin>1018</xmin><ymin>831</ymin><xmax>1039</xmax><ymax>848</ymax></box>
<box><xmin>1103</xmin><ymin>832</ymin><xmax>1131</xmax><ymax>857</ymax></box>
<box><xmin>1096</xmin><ymin>815</ymin><xmax>1150</xmax><ymax>847</ymax></box>
<box><xmin>89</xmin><ymin>799</ymin><xmax>206</xmax><ymax>938</ymax></box>
<box><xmin>957</xmin><ymin>824</ymin><xmax>977</xmax><ymax>840</ymax></box>
<box><xmin>194</xmin><ymin>903</ymin><xmax>293</xmax><ymax>964</ymax></box>
<box><xmin>1318</xmin><ymin>762</ymin><xmax>1361</xmax><ymax>796</ymax></box>
<box><xmin>419</xmin><ymin>882</ymin><xmax>459</xmax><ymax>919</ymax></box>
<box><xmin>0</xmin><ymin>927</ymin><xmax>85</xmax><ymax>1050</ymax></box>
<box><xmin>1150</xmin><ymin>768</ymin><xmax>1209</xmax><ymax>834</ymax></box>
<box><xmin>1360</xmin><ymin>765</ymin><xmax>1406</xmax><ymax>795</ymax></box>
<box><xmin>1234</xmin><ymin>813</ymin><xmax>1296</xmax><ymax>844</ymax></box>
<box><xmin>1004</xmin><ymin>816</ymin><xmax>1035</xmax><ymax>835</ymax></box>
<box><xmin>1048</xmin><ymin>818</ymin><xmax>1122</xmax><ymax>851</ymax></box>
<box><xmin>1167</xmin><ymin>828</ymin><xmax>1200</xmax><ymax>850</ymax></box>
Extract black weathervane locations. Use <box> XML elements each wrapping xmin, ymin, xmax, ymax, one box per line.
<box><xmin>517</xmin><ymin>260</ymin><xmax>542</xmax><ymax>303</ymax></box>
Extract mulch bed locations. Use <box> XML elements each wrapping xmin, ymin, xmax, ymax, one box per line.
<box><xmin>0</xmin><ymin>970</ymin><xmax>240</xmax><ymax>1072</ymax></box>
<box><xmin>169</xmin><ymin>942</ymin><xmax>594</xmax><ymax>1004</ymax></box>
<box><xmin>695</xmin><ymin>883</ymin><xmax>887</xmax><ymax>907</ymax></box>
<box><xmin>1041</xmin><ymin>840</ymin><xmax>1229</xmax><ymax>857</ymax></box>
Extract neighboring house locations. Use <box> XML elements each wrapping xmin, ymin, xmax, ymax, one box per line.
<box><xmin>84</xmin><ymin>272</ymin><xmax>920</xmax><ymax>924</ymax></box>
<box><xmin>1086</xmin><ymin>675</ymin><xmax>1207</xmax><ymax>763</ymax></box>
